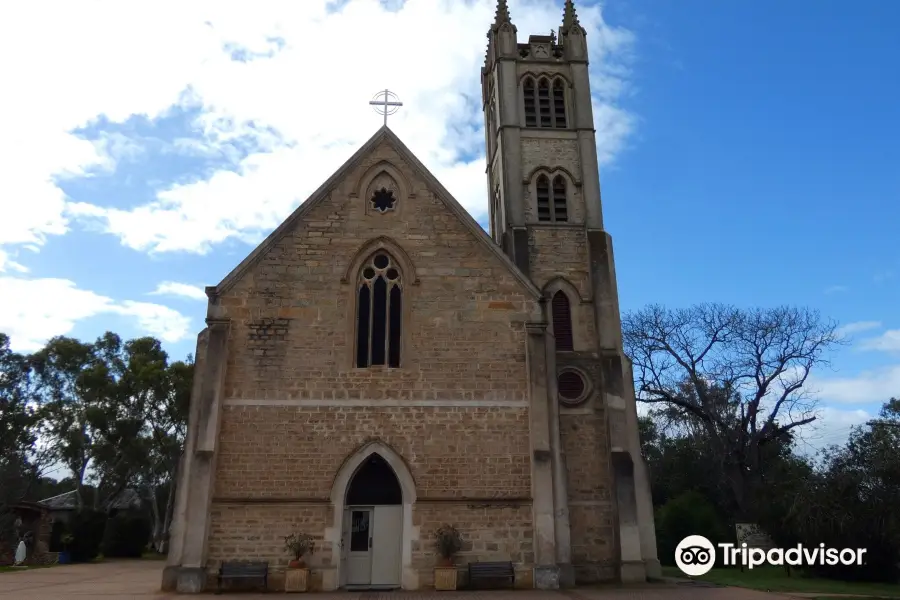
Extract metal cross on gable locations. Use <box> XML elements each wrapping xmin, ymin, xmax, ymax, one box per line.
<box><xmin>369</xmin><ymin>89</ymin><xmax>403</xmax><ymax>126</ymax></box>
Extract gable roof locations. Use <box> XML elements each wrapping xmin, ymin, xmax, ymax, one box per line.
<box><xmin>210</xmin><ymin>126</ymin><xmax>540</xmax><ymax>299</ymax></box>
<box><xmin>40</xmin><ymin>489</ymin><xmax>142</xmax><ymax>511</ymax></box>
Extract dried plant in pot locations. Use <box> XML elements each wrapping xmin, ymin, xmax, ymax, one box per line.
<box><xmin>433</xmin><ymin>525</ymin><xmax>463</xmax><ymax>591</ymax></box>
<box><xmin>284</xmin><ymin>533</ymin><xmax>315</xmax><ymax>569</ymax></box>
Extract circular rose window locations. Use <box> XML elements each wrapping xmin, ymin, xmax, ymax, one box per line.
<box><xmin>558</xmin><ymin>370</ymin><xmax>589</xmax><ymax>406</ymax></box>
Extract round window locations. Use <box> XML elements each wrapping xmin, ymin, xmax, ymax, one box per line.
<box><xmin>557</xmin><ymin>370</ymin><xmax>588</xmax><ymax>405</ymax></box>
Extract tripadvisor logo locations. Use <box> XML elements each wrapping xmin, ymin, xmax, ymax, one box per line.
<box><xmin>675</xmin><ymin>535</ymin><xmax>868</xmax><ymax>576</ymax></box>
<box><xmin>675</xmin><ymin>535</ymin><xmax>716</xmax><ymax>576</ymax></box>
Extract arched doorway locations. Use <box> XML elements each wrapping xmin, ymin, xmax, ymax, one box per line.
<box><xmin>342</xmin><ymin>453</ymin><xmax>404</xmax><ymax>589</ymax></box>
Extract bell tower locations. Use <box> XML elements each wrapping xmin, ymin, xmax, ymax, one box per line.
<box><xmin>482</xmin><ymin>0</ymin><xmax>661</xmax><ymax>585</ymax></box>
<box><xmin>482</xmin><ymin>0</ymin><xmax>604</xmax><ymax>275</ymax></box>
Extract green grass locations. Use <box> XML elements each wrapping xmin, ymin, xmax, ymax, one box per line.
<box><xmin>661</xmin><ymin>565</ymin><xmax>900</xmax><ymax>597</ymax></box>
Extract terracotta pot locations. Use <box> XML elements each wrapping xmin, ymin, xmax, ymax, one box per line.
<box><xmin>437</xmin><ymin>556</ymin><xmax>453</xmax><ymax>567</ymax></box>
<box><xmin>288</xmin><ymin>559</ymin><xmax>305</xmax><ymax>568</ymax></box>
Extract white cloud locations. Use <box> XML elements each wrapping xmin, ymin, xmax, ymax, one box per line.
<box><xmin>836</xmin><ymin>320</ymin><xmax>882</xmax><ymax>337</ymax></box>
<box><xmin>0</xmin><ymin>0</ymin><xmax>636</xmax><ymax>257</ymax></box>
<box><xmin>858</xmin><ymin>329</ymin><xmax>900</xmax><ymax>353</ymax></box>
<box><xmin>808</xmin><ymin>363</ymin><xmax>900</xmax><ymax>404</ymax></box>
<box><xmin>824</xmin><ymin>284</ymin><xmax>848</xmax><ymax>295</ymax></box>
<box><xmin>114</xmin><ymin>300</ymin><xmax>194</xmax><ymax>343</ymax></box>
<box><xmin>0</xmin><ymin>276</ymin><xmax>192</xmax><ymax>352</ymax></box>
<box><xmin>150</xmin><ymin>281</ymin><xmax>208</xmax><ymax>301</ymax></box>
<box><xmin>0</xmin><ymin>249</ymin><xmax>29</xmax><ymax>274</ymax></box>
<box><xmin>793</xmin><ymin>405</ymin><xmax>872</xmax><ymax>455</ymax></box>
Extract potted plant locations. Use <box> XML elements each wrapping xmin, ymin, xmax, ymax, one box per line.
<box><xmin>433</xmin><ymin>525</ymin><xmax>463</xmax><ymax>590</ymax></box>
<box><xmin>283</xmin><ymin>533</ymin><xmax>315</xmax><ymax>592</ymax></box>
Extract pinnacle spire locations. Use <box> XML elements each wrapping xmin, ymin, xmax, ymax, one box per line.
<box><xmin>493</xmin><ymin>0</ymin><xmax>512</xmax><ymax>28</ymax></box>
<box><xmin>561</xmin><ymin>0</ymin><xmax>581</xmax><ymax>33</ymax></box>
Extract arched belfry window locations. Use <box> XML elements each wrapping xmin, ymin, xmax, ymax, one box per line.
<box><xmin>536</xmin><ymin>174</ymin><xmax>568</xmax><ymax>222</ymax></box>
<box><xmin>523</xmin><ymin>76</ymin><xmax>567</xmax><ymax>129</ymax></box>
<box><xmin>538</xmin><ymin>79</ymin><xmax>552</xmax><ymax>127</ymax></box>
<box><xmin>356</xmin><ymin>253</ymin><xmax>402</xmax><ymax>368</ymax></box>
<box><xmin>551</xmin><ymin>291</ymin><xmax>574</xmax><ymax>351</ymax></box>
<box><xmin>552</xmin><ymin>79</ymin><xmax>567</xmax><ymax>128</ymax></box>
<box><xmin>523</xmin><ymin>77</ymin><xmax>537</xmax><ymax>128</ymax></box>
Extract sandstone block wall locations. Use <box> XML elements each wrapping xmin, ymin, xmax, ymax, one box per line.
<box><xmin>215</xmin><ymin>139</ymin><xmax>541</xmax><ymax>402</ymax></box>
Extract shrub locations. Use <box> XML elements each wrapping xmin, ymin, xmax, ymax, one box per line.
<box><xmin>101</xmin><ymin>513</ymin><xmax>151</xmax><ymax>558</ymax></box>
<box><xmin>434</xmin><ymin>525</ymin><xmax>463</xmax><ymax>562</ymax></box>
<box><xmin>68</xmin><ymin>510</ymin><xmax>107</xmax><ymax>562</ymax></box>
<box><xmin>655</xmin><ymin>490</ymin><xmax>730</xmax><ymax>566</ymax></box>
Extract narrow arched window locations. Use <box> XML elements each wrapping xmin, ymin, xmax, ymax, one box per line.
<box><xmin>536</xmin><ymin>175</ymin><xmax>551</xmax><ymax>221</ymax></box>
<box><xmin>538</xmin><ymin>78</ymin><xmax>552</xmax><ymax>127</ymax></box>
<box><xmin>356</xmin><ymin>253</ymin><xmax>402</xmax><ymax>368</ymax></box>
<box><xmin>523</xmin><ymin>77</ymin><xmax>537</xmax><ymax>128</ymax></box>
<box><xmin>552</xmin><ymin>175</ymin><xmax>568</xmax><ymax>222</ymax></box>
<box><xmin>552</xmin><ymin>79</ymin><xmax>567</xmax><ymax>128</ymax></box>
<box><xmin>552</xmin><ymin>291</ymin><xmax>574</xmax><ymax>351</ymax></box>
<box><xmin>536</xmin><ymin>174</ymin><xmax>568</xmax><ymax>222</ymax></box>
<box><xmin>491</xmin><ymin>186</ymin><xmax>503</xmax><ymax>242</ymax></box>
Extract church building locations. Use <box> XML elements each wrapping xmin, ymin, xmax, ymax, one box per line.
<box><xmin>164</xmin><ymin>0</ymin><xmax>659</xmax><ymax>593</ymax></box>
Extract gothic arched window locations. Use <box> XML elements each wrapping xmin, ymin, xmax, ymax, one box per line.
<box><xmin>552</xmin><ymin>79</ymin><xmax>567</xmax><ymax>128</ymax></box>
<box><xmin>538</xmin><ymin>78</ymin><xmax>552</xmax><ymax>127</ymax></box>
<box><xmin>552</xmin><ymin>175</ymin><xmax>568</xmax><ymax>221</ymax></box>
<box><xmin>356</xmin><ymin>253</ymin><xmax>402</xmax><ymax>368</ymax></box>
<box><xmin>522</xmin><ymin>76</ymin><xmax>567</xmax><ymax>129</ymax></box>
<box><xmin>536</xmin><ymin>174</ymin><xmax>568</xmax><ymax>222</ymax></box>
<box><xmin>536</xmin><ymin>175</ymin><xmax>551</xmax><ymax>221</ymax></box>
<box><xmin>551</xmin><ymin>291</ymin><xmax>574</xmax><ymax>351</ymax></box>
<box><xmin>523</xmin><ymin>77</ymin><xmax>537</xmax><ymax>128</ymax></box>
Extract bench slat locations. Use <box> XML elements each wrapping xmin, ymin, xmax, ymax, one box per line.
<box><xmin>217</xmin><ymin>562</ymin><xmax>269</xmax><ymax>594</ymax></box>
<box><xmin>468</xmin><ymin>561</ymin><xmax>514</xmax><ymax>589</ymax></box>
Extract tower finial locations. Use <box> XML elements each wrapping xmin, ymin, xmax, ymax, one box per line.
<box><xmin>493</xmin><ymin>0</ymin><xmax>512</xmax><ymax>29</ymax></box>
<box><xmin>561</xmin><ymin>0</ymin><xmax>582</xmax><ymax>33</ymax></box>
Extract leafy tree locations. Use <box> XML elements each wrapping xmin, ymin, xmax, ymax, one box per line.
<box><xmin>31</xmin><ymin>335</ymin><xmax>115</xmax><ymax>510</ymax></box>
<box><xmin>778</xmin><ymin>400</ymin><xmax>898</xmax><ymax>581</ymax></box>
<box><xmin>623</xmin><ymin>303</ymin><xmax>841</xmax><ymax>519</ymax></box>
<box><xmin>0</xmin><ymin>333</ymin><xmax>45</xmax><ymax>544</ymax></box>
<box><xmin>132</xmin><ymin>348</ymin><xmax>192</xmax><ymax>551</ymax></box>
<box><xmin>655</xmin><ymin>491</ymin><xmax>731</xmax><ymax>566</ymax></box>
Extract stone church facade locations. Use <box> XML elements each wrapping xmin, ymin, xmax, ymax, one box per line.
<box><xmin>163</xmin><ymin>1</ymin><xmax>659</xmax><ymax>593</ymax></box>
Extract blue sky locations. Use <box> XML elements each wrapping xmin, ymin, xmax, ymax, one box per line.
<box><xmin>1</xmin><ymin>0</ymin><xmax>897</xmax><ymax>451</ymax></box>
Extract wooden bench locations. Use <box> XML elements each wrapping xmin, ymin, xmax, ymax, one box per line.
<box><xmin>468</xmin><ymin>561</ymin><xmax>515</xmax><ymax>589</ymax></box>
<box><xmin>216</xmin><ymin>561</ymin><xmax>269</xmax><ymax>594</ymax></box>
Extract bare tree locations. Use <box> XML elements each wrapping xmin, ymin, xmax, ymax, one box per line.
<box><xmin>622</xmin><ymin>303</ymin><xmax>842</xmax><ymax>519</ymax></box>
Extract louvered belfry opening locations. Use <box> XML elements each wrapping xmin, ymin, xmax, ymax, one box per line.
<box><xmin>538</xmin><ymin>78</ymin><xmax>552</xmax><ymax>127</ymax></box>
<box><xmin>537</xmin><ymin>174</ymin><xmax>567</xmax><ymax>222</ymax></box>
<box><xmin>356</xmin><ymin>253</ymin><xmax>402</xmax><ymax>368</ymax></box>
<box><xmin>536</xmin><ymin>175</ymin><xmax>551</xmax><ymax>221</ymax></box>
<box><xmin>522</xmin><ymin>76</ymin><xmax>567</xmax><ymax>129</ymax></box>
<box><xmin>552</xmin><ymin>291</ymin><xmax>574</xmax><ymax>351</ymax></box>
<box><xmin>552</xmin><ymin>176</ymin><xmax>568</xmax><ymax>221</ymax></box>
<box><xmin>523</xmin><ymin>77</ymin><xmax>537</xmax><ymax>128</ymax></box>
<box><xmin>552</xmin><ymin>78</ymin><xmax>567</xmax><ymax>128</ymax></box>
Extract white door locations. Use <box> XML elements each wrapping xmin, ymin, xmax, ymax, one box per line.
<box><xmin>371</xmin><ymin>505</ymin><xmax>402</xmax><ymax>587</ymax></box>
<box><xmin>346</xmin><ymin>508</ymin><xmax>373</xmax><ymax>586</ymax></box>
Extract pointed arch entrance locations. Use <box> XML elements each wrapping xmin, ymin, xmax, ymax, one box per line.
<box><xmin>328</xmin><ymin>442</ymin><xmax>417</xmax><ymax>590</ymax></box>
